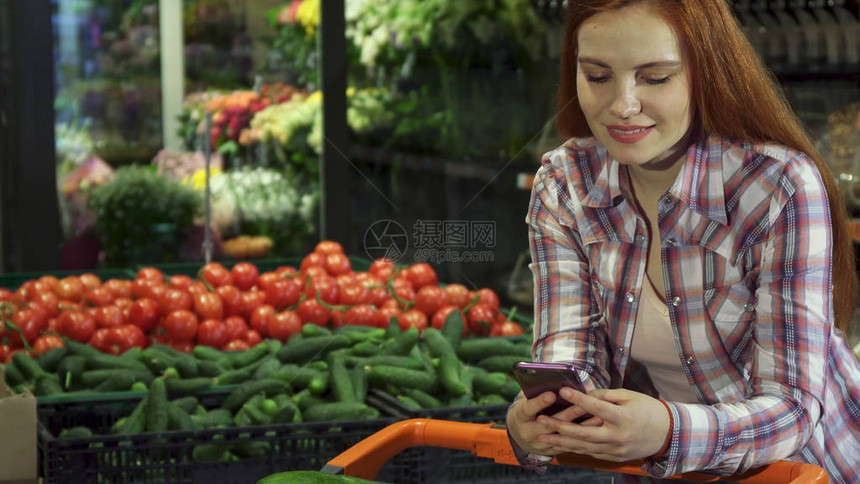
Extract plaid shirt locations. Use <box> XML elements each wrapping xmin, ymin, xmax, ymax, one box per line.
<box><xmin>526</xmin><ymin>135</ymin><xmax>860</xmax><ymax>483</ymax></box>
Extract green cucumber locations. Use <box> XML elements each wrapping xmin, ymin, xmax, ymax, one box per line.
<box><xmin>396</xmin><ymin>395</ymin><xmax>422</xmax><ymax>410</ymax></box>
<box><xmin>36</xmin><ymin>347</ymin><xmax>68</xmax><ymax>372</ymax></box>
<box><xmin>457</xmin><ymin>338</ymin><xmax>522</xmax><ymax>363</ymax></box>
<box><xmin>197</xmin><ymin>360</ymin><xmax>227</xmax><ymax>377</ymax></box>
<box><xmin>192</xmin><ymin>345</ymin><xmax>227</xmax><ymax>362</ymax></box>
<box><xmin>85</xmin><ymin>353</ymin><xmax>149</xmax><ymax>373</ymax></box>
<box><xmin>439</xmin><ymin>351</ymin><xmax>467</xmax><ymax>396</ymax></box>
<box><xmin>440</xmin><ymin>310</ymin><xmax>465</xmax><ymax>350</ymax></box>
<box><xmin>221</xmin><ymin>378</ymin><xmax>289</xmax><ymax>413</ymax></box>
<box><xmin>144</xmin><ymin>378</ymin><xmax>168</xmax><ymax>433</ymax></box>
<box><xmin>476</xmin><ymin>355</ymin><xmax>528</xmax><ymax>374</ymax></box>
<box><xmin>301</xmin><ymin>323</ymin><xmax>332</xmax><ymax>338</ymax></box>
<box><xmin>403</xmin><ymin>388</ymin><xmax>443</xmax><ymax>408</ymax></box>
<box><xmin>35</xmin><ymin>375</ymin><xmax>64</xmax><ymax>396</ymax></box>
<box><xmin>229</xmin><ymin>343</ymin><xmax>270</xmax><ymax>368</ymax></box>
<box><xmin>172</xmin><ymin>396</ymin><xmax>199</xmax><ymax>414</ymax></box>
<box><xmin>368</xmin><ymin>365</ymin><xmax>437</xmax><ymax>393</ymax></box>
<box><xmin>12</xmin><ymin>352</ymin><xmax>45</xmax><ymax>381</ymax></box>
<box><xmin>303</xmin><ymin>402</ymin><xmax>380</xmax><ymax>422</ymax></box>
<box><xmin>277</xmin><ymin>335</ymin><xmax>351</xmax><ymax>364</ymax></box>
<box><xmin>56</xmin><ymin>355</ymin><xmax>86</xmax><ymax>389</ymax></box>
<box><xmin>167</xmin><ymin>402</ymin><xmax>195</xmax><ymax>431</ymax></box>
<box><xmin>422</xmin><ymin>328</ymin><xmax>455</xmax><ymax>358</ymax></box>
<box><xmin>473</xmin><ymin>371</ymin><xmax>508</xmax><ymax>396</ymax></box>
<box><xmin>351</xmin><ymin>366</ymin><xmax>368</xmax><ymax>403</ymax></box>
<box><xmin>378</xmin><ymin>327</ymin><xmax>419</xmax><ymax>356</ymax></box>
<box><xmin>330</xmin><ymin>357</ymin><xmax>355</xmax><ymax>404</ymax></box>
<box><xmin>253</xmin><ymin>356</ymin><xmax>282</xmax><ymax>380</ymax></box>
<box><xmin>94</xmin><ymin>372</ymin><xmax>135</xmax><ymax>392</ymax></box>
<box><xmin>213</xmin><ymin>368</ymin><xmax>251</xmax><ymax>386</ymax></box>
<box><xmin>1</xmin><ymin>363</ymin><xmax>25</xmax><ymax>387</ymax></box>
<box><xmin>165</xmin><ymin>377</ymin><xmax>212</xmax><ymax>397</ymax></box>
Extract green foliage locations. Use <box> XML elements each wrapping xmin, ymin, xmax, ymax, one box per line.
<box><xmin>88</xmin><ymin>165</ymin><xmax>201</xmax><ymax>266</ymax></box>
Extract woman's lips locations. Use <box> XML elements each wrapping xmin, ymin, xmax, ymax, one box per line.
<box><xmin>606</xmin><ymin>125</ymin><xmax>654</xmax><ymax>143</ymax></box>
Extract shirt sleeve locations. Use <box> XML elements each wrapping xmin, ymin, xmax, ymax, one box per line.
<box><xmin>527</xmin><ymin>159</ymin><xmax>611</xmax><ymax>391</ymax></box>
<box><xmin>644</xmin><ymin>156</ymin><xmax>829</xmax><ymax>477</ymax></box>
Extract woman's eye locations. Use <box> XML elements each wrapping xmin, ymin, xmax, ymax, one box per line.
<box><xmin>644</xmin><ymin>76</ymin><xmax>671</xmax><ymax>85</ymax></box>
<box><xmin>586</xmin><ymin>75</ymin><xmax>610</xmax><ymax>84</ymax></box>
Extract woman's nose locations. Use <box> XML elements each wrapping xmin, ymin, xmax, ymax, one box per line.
<box><xmin>609</xmin><ymin>84</ymin><xmax>641</xmax><ymax>119</ymax></box>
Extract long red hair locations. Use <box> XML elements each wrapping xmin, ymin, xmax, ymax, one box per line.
<box><xmin>557</xmin><ymin>0</ymin><xmax>857</xmax><ymax>334</ymax></box>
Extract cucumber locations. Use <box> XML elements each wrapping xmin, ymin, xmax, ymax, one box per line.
<box><xmin>140</xmin><ymin>347</ymin><xmax>179</xmax><ymax>373</ymax></box>
<box><xmin>85</xmin><ymin>353</ymin><xmax>149</xmax><ymax>373</ymax></box>
<box><xmin>301</xmin><ymin>323</ymin><xmax>332</xmax><ymax>338</ymax></box>
<box><xmin>346</xmin><ymin>355</ymin><xmax>424</xmax><ymax>371</ymax></box>
<box><xmin>221</xmin><ymin>379</ymin><xmax>289</xmax><ymax>413</ymax></box>
<box><xmin>94</xmin><ymin>372</ymin><xmax>135</xmax><ymax>392</ymax></box>
<box><xmin>440</xmin><ymin>310</ymin><xmax>465</xmax><ymax>350</ymax></box>
<box><xmin>37</xmin><ymin>347</ymin><xmax>68</xmax><ymax>372</ymax></box>
<box><xmin>350</xmin><ymin>366</ymin><xmax>368</xmax><ymax>403</ymax></box>
<box><xmin>422</xmin><ymin>328</ymin><xmax>455</xmax><ymax>358</ymax></box>
<box><xmin>12</xmin><ymin>352</ymin><xmax>46</xmax><ymax>381</ymax></box>
<box><xmin>80</xmin><ymin>369</ymin><xmax>153</xmax><ymax>388</ymax></box>
<box><xmin>330</xmin><ymin>357</ymin><xmax>355</xmax><ymax>404</ymax></box>
<box><xmin>473</xmin><ymin>371</ymin><xmax>508</xmax><ymax>396</ymax></box>
<box><xmin>478</xmin><ymin>394</ymin><xmax>509</xmax><ymax>406</ymax></box>
<box><xmin>253</xmin><ymin>356</ymin><xmax>282</xmax><ymax>380</ymax></box>
<box><xmin>257</xmin><ymin>471</ymin><xmax>377</xmax><ymax>484</ymax></box>
<box><xmin>165</xmin><ymin>377</ymin><xmax>213</xmax><ymax>397</ymax></box>
<box><xmin>292</xmin><ymin>389</ymin><xmax>326</xmax><ymax>411</ymax></box>
<box><xmin>499</xmin><ymin>378</ymin><xmax>521</xmax><ymax>400</ymax></box>
<box><xmin>273</xmin><ymin>399</ymin><xmax>299</xmax><ymax>424</ymax></box>
<box><xmin>35</xmin><ymin>375</ymin><xmax>64</xmax><ymax>396</ymax></box>
<box><xmin>410</xmin><ymin>345</ymin><xmax>436</xmax><ymax>374</ymax></box>
<box><xmin>396</xmin><ymin>395</ymin><xmax>422</xmax><ymax>410</ymax></box>
<box><xmin>307</xmin><ymin>373</ymin><xmax>329</xmax><ymax>396</ymax></box>
<box><xmin>2</xmin><ymin>363</ymin><xmax>25</xmax><ymax>387</ymax></box>
<box><xmin>303</xmin><ymin>402</ymin><xmax>380</xmax><ymax>422</ymax></box>
<box><xmin>119</xmin><ymin>394</ymin><xmax>149</xmax><ymax>435</ymax></box>
<box><xmin>230</xmin><ymin>343</ymin><xmax>270</xmax><ymax>368</ymax></box>
<box><xmin>192</xmin><ymin>345</ymin><xmax>227</xmax><ymax>362</ymax></box>
<box><xmin>192</xmin><ymin>443</ymin><xmax>232</xmax><ymax>462</ymax></box>
<box><xmin>241</xmin><ymin>401</ymin><xmax>273</xmax><ymax>425</ymax></box>
<box><xmin>145</xmin><ymin>378</ymin><xmax>169</xmax><ymax>433</ymax></box>
<box><xmin>58</xmin><ymin>426</ymin><xmax>93</xmax><ymax>439</ymax></box>
<box><xmin>233</xmin><ymin>441</ymin><xmax>271</xmax><ymax>459</ymax></box>
<box><xmin>167</xmin><ymin>402</ymin><xmax>195</xmax><ymax>431</ymax></box>
<box><xmin>439</xmin><ymin>351</ymin><xmax>467</xmax><ymax>396</ymax></box>
<box><xmin>174</xmin><ymin>356</ymin><xmax>199</xmax><ymax>378</ymax></box>
<box><xmin>270</xmin><ymin>365</ymin><xmax>324</xmax><ymax>389</ymax></box>
<box><xmin>213</xmin><ymin>368</ymin><xmax>251</xmax><ymax>386</ymax></box>
<box><xmin>172</xmin><ymin>396</ymin><xmax>200</xmax><ymax>414</ymax></box>
<box><xmin>384</xmin><ymin>318</ymin><xmax>401</xmax><ymax>338</ymax></box>
<box><xmin>206</xmin><ymin>408</ymin><xmax>233</xmax><ymax>428</ymax></box>
<box><xmin>339</xmin><ymin>328</ymin><xmax>386</xmax><ymax>345</ymax></box>
<box><xmin>476</xmin><ymin>355</ymin><xmax>528</xmax><ymax>374</ymax></box>
<box><xmin>197</xmin><ymin>360</ymin><xmax>227</xmax><ymax>377</ymax></box>
<box><xmin>307</xmin><ymin>361</ymin><xmax>328</xmax><ymax>372</ymax></box>
<box><xmin>350</xmin><ymin>341</ymin><xmax>381</xmax><ymax>357</ymax></box>
<box><xmin>368</xmin><ymin>366</ymin><xmax>437</xmax><ymax>393</ymax></box>
<box><xmin>457</xmin><ymin>338</ymin><xmax>522</xmax><ymax>363</ymax></box>
<box><xmin>378</xmin><ymin>327</ymin><xmax>419</xmax><ymax>356</ymax></box>
<box><xmin>56</xmin><ymin>355</ymin><xmax>86</xmax><ymax>389</ymax></box>
<box><xmin>277</xmin><ymin>335</ymin><xmax>352</xmax><ymax>364</ymax></box>
<box><xmin>403</xmin><ymin>388</ymin><xmax>443</xmax><ymax>408</ymax></box>
<box><xmin>63</xmin><ymin>339</ymin><xmax>101</xmax><ymax>359</ymax></box>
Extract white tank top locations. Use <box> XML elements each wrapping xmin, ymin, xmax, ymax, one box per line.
<box><xmin>629</xmin><ymin>278</ymin><xmax>699</xmax><ymax>404</ymax></box>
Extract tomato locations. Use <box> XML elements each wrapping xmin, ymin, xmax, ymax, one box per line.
<box><xmin>160</xmin><ymin>288</ymin><xmax>193</xmax><ymax>314</ymax></box>
<box><xmin>249</xmin><ymin>305</ymin><xmax>276</xmax><ymax>338</ymax></box>
<box><xmin>369</xmin><ymin>258</ymin><xmax>395</xmax><ymax>280</ymax></box>
<box><xmin>103</xmin><ymin>279</ymin><xmax>133</xmax><ymax>299</ymax></box>
<box><xmin>54</xmin><ymin>276</ymin><xmax>86</xmax><ymax>302</ymax></box>
<box><xmin>414</xmin><ymin>285</ymin><xmax>448</xmax><ymax>316</ymax></box>
<box><xmin>187</xmin><ymin>281</ymin><xmax>209</xmax><ymax>296</ymax></box>
<box><xmin>78</xmin><ymin>273</ymin><xmax>102</xmax><ymax>291</ymax></box>
<box><xmin>343</xmin><ymin>304</ymin><xmax>385</xmax><ymax>328</ymax></box>
<box><xmin>111</xmin><ymin>325</ymin><xmax>146</xmax><ymax>353</ymax></box>
<box><xmin>32</xmin><ymin>334</ymin><xmax>64</xmax><ymax>356</ymax></box>
<box><xmin>300</xmin><ymin>252</ymin><xmax>325</xmax><ymax>272</ymax></box>
<box><xmin>338</xmin><ymin>283</ymin><xmax>371</xmax><ymax>306</ymax></box>
<box><xmin>323</xmin><ymin>252</ymin><xmax>351</xmax><ymax>277</ymax></box>
<box><xmin>239</xmin><ymin>290</ymin><xmax>267</xmax><ymax>319</ymax></box>
<box><xmin>304</xmin><ymin>277</ymin><xmax>339</xmax><ymax>305</ymax></box>
<box><xmin>4</xmin><ymin>348</ymin><xmax>25</xmax><ymax>364</ymax></box>
<box><xmin>137</xmin><ymin>267</ymin><xmax>165</xmax><ymax>282</ymax></box>
<box><xmin>94</xmin><ymin>305</ymin><xmax>126</xmax><ymax>329</ymax></box>
<box><xmin>84</xmin><ymin>287</ymin><xmax>115</xmax><ymax>307</ymax></box>
<box><xmin>197</xmin><ymin>319</ymin><xmax>228</xmax><ymax>348</ymax></box>
<box><xmin>243</xmin><ymin>329</ymin><xmax>262</xmax><ymax>346</ymax></box>
<box><xmin>168</xmin><ymin>274</ymin><xmax>194</xmax><ymax>290</ymax></box>
<box><xmin>163</xmin><ymin>309</ymin><xmax>199</xmax><ymax>342</ymax></box>
<box><xmin>131</xmin><ymin>278</ymin><xmax>164</xmax><ymax>300</ymax></box>
<box><xmin>264</xmin><ymin>278</ymin><xmax>301</xmax><ymax>309</ymax></box>
<box><xmin>193</xmin><ymin>292</ymin><xmax>224</xmax><ymax>321</ymax></box>
<box><xmin>494</xmin><ymin>320</ymin><xmax>524</xmax><ymax>337</ymax></box>
<box><xmin>391</xmin><ymin>278</ymin><xmax>415</xmax><ymax>303</ymax></box>
<box><xmin>297</xmin><ymin>299</ymin><xmax>330</xmax><ymax>326</ymax></box>
<box><xmin>57</xmin><ymin>310</ymin><xmax>96</xmax><ymax>342</ymax></box>
<box><xmin>200</xmin><ymin>262</ymin><xmax>232</xmax><ymax>288</ymax></box>
<box><xmin>47</xmin><ymin>318</ymin><xmax>61</xmax><ymax>333</ymax></box>
<box><xmin>315</xmin><ymin>240</ymin><xmax>344</xmax><ymax>255</ymax></box>
<box><xmin>400</xmin><ymin>309</ymin><xmax>429</xmax><ymax>332</ymax></box>
<box><xmin>113</xmin><ymin>297</ymin><xmax>133</xmax><ymax>310</ymax></box>
<box><xmin>330</xmin><ymin>309</ymin><xmax>347</xmax><ymax>328</ymax></box>
<box><xmin>405</xmin><ymin>263</ymin><xmax>438</xmax><ymax>289</ymax></box>
<box><xmin>0</xmin><ymin>288</ymin><xmax>12</xmax><ymax>302</ymax></box>
<box><xmin>223</xmin><ymin>339</ymin><xmax>250</xmax><ymax>352</ymax></box>
<box><xmin>471</xmin><ymin>288</ymin><xmax>500</xmax><ymax>311</ymax></box>
<box><xmin>37</xmin><ymin>275</ymin><xmax>60</xmax><ymax>292</ymax></box>
<box><xmin>223</xmin><ymin>316</ymin><xmax>249</xmax><ymax>342</ymax></box>
<box><xmin>88</xmin><ymin>328</ymin><xmax>115</xmax><ymax>354</ymax></box>
<box><xmin>303</xmin><ymin>266</ymin><xmax>328</xmax><ymax>280</ymax></box>
<box><xmin>128</xmin><ymin>298</ymin><xmax>160</xmax><ymax>332</ymax></box>
<box><xmin>215</xmin><ymin>285</ymin><xmax>242</xmax><ymax>317</ymax></box>
<box><xmin>467</xmin><ymin>303</ymin><xmax>498</xmax><ymax>336</ymax></box>
<box><xmin>167</xmin><ymin>340</ymin><xmax>194</xmax><ymax>353</ymax></box>
<box><xmin>275</xmin><ymin>266</ymin><xmax>298</xmax><ymax>278</ymax></box>
<box><xmin>378</xmin><ymin>306</ymin><xmax>402</xmax><ymax>328</ymax></box>
<box><xmin>431</xmin><ymin>305</ymin><xmax>467</xmax><ymax>334</ymax></box>
<box><xmin>29</xmin><ymin>291</ymin><xmax>59</xmax><ymax>318</ymax></box>
<box><xmin>443</xmin><ymin>284</ymin><xmax>472</xmax><ymax>309</ymax></box>
<box><xmin>230</xmin><ymin>262</ymin><xmax>260</xmax><ymax>291</ymax></box>
<box><xmin>268</xmin><ymin>310</ymin><xmax>301</xmax><ymax>341</ymax></box>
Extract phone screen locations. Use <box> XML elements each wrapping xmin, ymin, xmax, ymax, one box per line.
<box><xmin>512</xmin><ymin>362</ymin><xmax>589</xmax><ymax>419</ymax></box>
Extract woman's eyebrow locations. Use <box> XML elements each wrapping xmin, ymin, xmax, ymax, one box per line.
<box><xmin>578</xmin><ymin>56</ymin><xmax>682</xmax><ymax>69</ymax></box>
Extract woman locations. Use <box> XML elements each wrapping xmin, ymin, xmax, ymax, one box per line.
<box><xmin>506</xmin><ymin>1</ymin><xmax>860</xmax><ymax>482</ymax></box>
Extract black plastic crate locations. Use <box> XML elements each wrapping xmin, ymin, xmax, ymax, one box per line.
<box><xmin>37</xmin><ymin>390</ymin><xmax>400</xmax><ymax>484</ymax></box>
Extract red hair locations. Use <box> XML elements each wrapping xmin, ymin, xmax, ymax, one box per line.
<box><xmin>557</xmin><ymin>0</ymin><xmax>857</xmax><ymax>334</ymax></box>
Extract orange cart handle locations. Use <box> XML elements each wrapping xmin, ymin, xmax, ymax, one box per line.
<box><xmin>324</xmin><ymin>419</ymin><xmax>829</xmax><ymax>483</ymax></box>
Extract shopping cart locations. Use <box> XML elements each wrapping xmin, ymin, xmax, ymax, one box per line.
<box><xmin>320</xmin><ymin>418</ymin><xmax>829</xmax><ymax>483</ymax></box>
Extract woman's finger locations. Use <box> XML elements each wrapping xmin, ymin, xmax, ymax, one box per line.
<box><xmin>560</xmin><ymin>388</ymin><xmax>622</xmax><ymax>424</ymax></box>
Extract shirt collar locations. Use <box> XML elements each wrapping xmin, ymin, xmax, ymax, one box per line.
<box><xmin>579</xmin><ymin>135</ymin><xmax>728</xmax><ymax>225</ymax></box>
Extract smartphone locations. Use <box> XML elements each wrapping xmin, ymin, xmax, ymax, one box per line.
<box><xmin>512</xmin><ymin>361</ymin><xmax>590</xmax><ymax>419</ymax></box>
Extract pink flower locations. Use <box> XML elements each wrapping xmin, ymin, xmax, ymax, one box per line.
<box><xmin>277</xmin><ymin>1</ymin><xmax>303</xmax><ymax>25</ymax></box>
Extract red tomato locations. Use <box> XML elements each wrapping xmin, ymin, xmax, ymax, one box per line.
<box><xmin>167</xmin><ymin>340</ymin><xmax>194</xmax><ymax>353</ymax></box>
<box><xmin>414</xmin><ymin>285</ymin><xmax>448</xmax><ymax>316</ymax></box>
<box><xmin>29</xmin><ymin>291</ymin><xmax>59</xmax><ymax>318</ymax></box>
<box><xmin>193</xmin><ymin>292</ymin><xmax>224</xmax><ymax>321</ymax></box>
<box><xmin>405</xmin><ymin>263</ymin><xmax>438</xmax><ymax>289</ymax></box>
<box><xmin>338</xmin><ymin>283</ymin><xmax>371</xmax><ymax>306</ymax></box>
<box><xmin>323</xmin><ymin>253</ymin><xmax>352</xmax><ymax>277</ymax></box>
<box><xmin>137</xmin><ymin>267</ymin><xmax>165</xmax><ymax>282</ymax></box>
<box><xmin>243</xmin><ymin>329</ymin><xmax>262</xmax><ymax>346</ymax></box>
<box><xmin>197</xmin><ymin>319</ymin><xmax>228</xmax><ymax>348</ymax></box>
<box><xmin>163</xmin><ymin>310</ymin><xmax>199</xmax><ymax>342</ymax></box>
<box><xmin>230</xmin><ymin>262</ymin><xmax>260</xmax><ymax>291</ymax></box>
<box><xmin>443</xmin><ymin>284</ymin><xmax>472</xmax><ymax>309</ymax></box>
<box><xmin>216</xmin><ymin>285</ymin><xmax>242</xmax><ymax>317</ymax></box>
<box><xmin>343</xmin><ymin>304</ymin><xmax>385</xmax><ymax>328</ymax></box>
<box><xmin>128</xmin><ymin>298</ymin><xmax>160</xmax><ymax>332</ymax></box>
<box><xmin>32</xmin><ymin>334</ymin><xmax>64</xmax><ymax>356</ymax></box>
<box><xmin>223</xmin><ymin>339</ymin><xmax>250</xmax><ymax>352</ymax></box>
<box><xmin>168</xmin><ymin>274</ymin><xmax>194</xmax><ymax>290</ymax></box>
<box><xmin>37</xmin><ymin>275</ymin><xmax>60</xmax><ymax>292</ymax></box>
<box><xmin>297</xmin><ymin>299</ymin><xmax>331</xmax><ymax>326</ymax></box>
<box><xmin>300</xmin><ymin>252</ymin><xmax>325</xmax><ymax>272</ymax></box>
<box><xmin>94</xmin><ymin>305</ymin><xmax>126</xmax><ymax>329</ymax></box>
<box><xmin>315</xmin><ymin>240</ymin><xmax>344</xmax><ymax>255</ymax></box>
<box><xmin>303</xmin><ymin>266</ymin><xmax>328</xmax><ymax>280</ymax></box>
<box><xmin>111</xmin><ymin>325</ymin><xmax>146</xmax><ymax>353</ymax></box>
<box><xmin>391</xmin><ymin>278</ymin><xmax>416</xmax><ymax>303</ymax></box>
<box><xmin>57</xmin><ymin>310</ymin><xmax>96</xmax><ymax>342</ymax></box>
<box><xmin>257</xmin><ymin>272</ymin><xmax>281</xmax><ymax>290</ymax></box>
<box><xmin>200</xmin><ymin>262</ymin><xmax>232</xmax><ymax>288</ymax></box>
<box><xmin>88</xmin><ymin>328</ymin><xmax>115</xmax><ymax>354</ymax></box>
<box><xmin>472</xmin><ymin>288</ymin><xmax>500</xmax><ymax>311</ymax></box>
<box><xmin>160</xmin><ymin>288</ymin><xmax>193</xmax><ymax>314</ymax></box>
<box><xmin>467</xmin><ymin>303</ymin><xmax>498</xmax><ymax>336</ymax></box>
<box><xmin>84</xmin><ymin>287</ymin><xmax>115</xmax><ymax>307</ymax></box>
<box><xmin>0</xmin><ymin>288</ymin><xmax>12</xmax><ymax>302</ymax></box>
<box><xmin>223</xmin><ymin>316</ymin><xmax>249</xmax><ymax>342</ymax></box>
<box><xmin>493</xmin><ymin>320</ymin><xmax>524</xmax><ymax>337</ymax></box>
<box><xmin>113</xmin><ymin>297</ymin><xmax>133</xmax><ymax>310</ymax></box>
<box><xmin>131</xmin><ymin>278</ymin><xmax>164</xmax><ymax>300</ymax></box>
<box><xmin>268</xmin><ymin>311</ymin><xmax>301</xmax><ymax>342</ymax></box>
<box><xmin>379</xmin><ymin>306</ymin><xmax>402</xmax><ymax>328</ymax></box>
<box><xmin>103</xmin><ymin>279</ymin><xmax>133</xmax><ymax>299</ymax></box>
<box><xmin>55</xmin><ymin>276</ymin><xmax>86</xmax><ymax>302</ymax></box>
<box><xmin>249</xmin><ymin>305</ymin><xmax>276</xmax><ymax>338</ymax></box>
<box><xmin>78</xmin><ymin>273</ymin><xmax>102</xmax><ymax>291</ymax></box>
<box><xmin>304</xmin><ymin>277</ymin><xmax>339</xmax><ymax>305</ymax></box>
<box><xmin>400</xmin><ymin>309</ymin><xmax>429</xmax><ymax>332</ymax></box>
<box><xmin>239</xmin><ymin>290</ymin><xmax>267</xmax><ymax>319</ymax></box>
<box><xmin>264</xmin><ymin>278</ymin><xmax>301</xmax><ymax>309</ymax></box>
<box><xmin>431</xmin><ymin>305</ymin><xmax>468</xmax><ymax>334</ymax></box>
<box><xmin>369</xmin><ymin>258</ymin><xmax>395</xmax><ymax>280</ymax></box>
<box><xmin>186</xmin><ymin>281</ymin><xmax>209</xmax><ymax>296</ymax></box>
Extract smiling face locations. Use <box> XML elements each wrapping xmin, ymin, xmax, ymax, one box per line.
<box><xmin>576</xmin><ymin>3</ymin><xmax>694</xmax><ymax>170</ymax></box>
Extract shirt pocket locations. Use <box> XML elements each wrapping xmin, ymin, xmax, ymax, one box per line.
<box><xmin>703</xmin><ymin>283</ymin><xmax>756</xmax><ymax>364</ymax></box>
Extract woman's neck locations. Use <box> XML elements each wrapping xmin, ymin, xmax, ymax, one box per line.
<box><xmin>627</xmin><ymin>155</ymin><xmax>685</xmax><ymax>201</ymax></box>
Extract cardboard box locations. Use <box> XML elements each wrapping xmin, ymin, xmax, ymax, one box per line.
<box><xmin>0</xmin><ymin>366</ymin><xmax>36</xmax><ymax>483</ymax></box>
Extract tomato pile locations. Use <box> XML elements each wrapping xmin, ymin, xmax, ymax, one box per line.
<box><xmin>0</xmin><ymin>241</ymin><xmax>524</xmax><ymax>362</ymax></box>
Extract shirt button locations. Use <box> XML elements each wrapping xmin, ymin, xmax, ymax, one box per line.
<box><xmin>636</xmin><ymin>234</ymin><xmax>647</xmax><ymax>245</ymax></box>
<box><xmin>672</xmin><ymin>296</ymin><xmax>681</xmax><ymax>307</ymax></box>
<box><xmin>744</xmin><ymin>303</ymin><xmax>755</xmax><ymax>312</ymax></box>
<box><xmin>618</xmin><ymin>347</ymin><xmax>625</xmax><ymax>355</ymax></box>
<box><xmin>625</xmin><ymin>292</ymin><xmax>635</xmax><ymax>303</ymax></box>
<box><xmin>685</xmin><ymin>356</ymin><xmax>694</xmax><ymax>365</ymax></box>
<box><xmin>666</xmin><ymin>237</ymin><xmax>678</xmax><ymax>247</ymax></box>
<box><xmin>661</xmin><ymin>195</ymin><xmax>674</xmax><ymax>206</ymax></box>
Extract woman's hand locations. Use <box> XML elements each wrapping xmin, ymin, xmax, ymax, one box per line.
<box><xmin>506</xmin><ymin>390</ymin><xmax>597</xmax><ymax>456</ymax></box>
<box><xmin>535</xmin><ymin>388</ymin><xmax>670</xmax><ymax>462</ymax></box>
